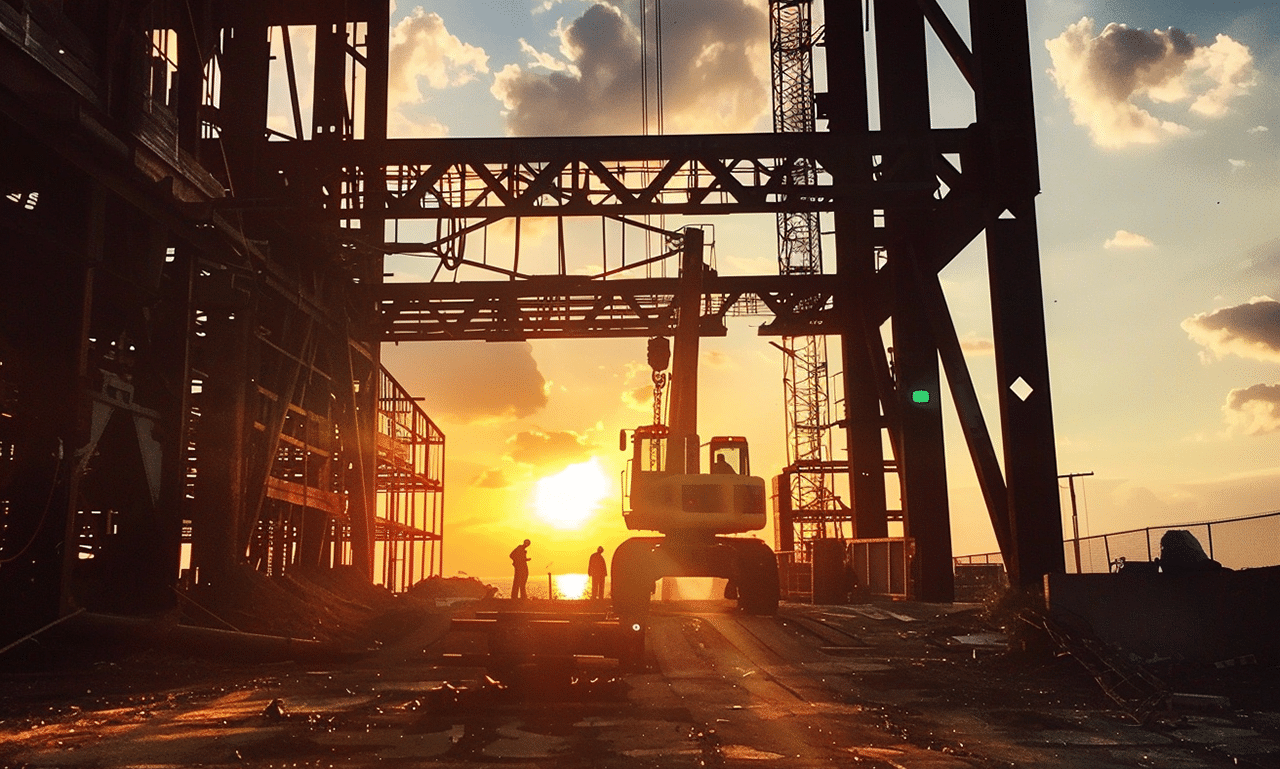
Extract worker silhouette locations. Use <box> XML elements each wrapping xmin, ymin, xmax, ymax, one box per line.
<box><xmin>510</xmin><ymin>539</ymin><xmax>531</xmax><ymax>599</ymax></box>
<box><xmin>712</xmin><ymin>453</ymin><xmax>736</xmax><ymax>474</ymax></box>
<box><xmin>588</xmin><ymin>546</ymin><xmax>608</xmax><ymax>600</ymax></box>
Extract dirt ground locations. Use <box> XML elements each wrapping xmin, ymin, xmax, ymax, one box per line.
<box><xmin>1</xmin><ymin>576</ymin><xmax>1278</xmax><ymax>768</ymax></box>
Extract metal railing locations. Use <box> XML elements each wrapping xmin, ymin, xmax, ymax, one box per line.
<box><xmin>955</xmin><ymin>510</ymin><xmax>1280</xmax><ymax>573</ymax></box>
<box><xmin>776</xmin><ymin>537</ymin><xmax>914</xmax><ymax>601</ymax></box>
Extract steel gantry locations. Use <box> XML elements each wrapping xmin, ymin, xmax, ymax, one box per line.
<box><xmin>255</xmin><ymin>0</ymin><xmax>1064</xmax><ymax>600</ymax></box>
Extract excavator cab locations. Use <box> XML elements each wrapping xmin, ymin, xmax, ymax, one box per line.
<box><xmin>708</xmin><ymin>436</ymin><xmax>749</xmax><ymax>475</ymax></box>
<box><xmin>620</xmin><ymin>428</ymin><xmax>767</xmax><ymax>535</ymax></box>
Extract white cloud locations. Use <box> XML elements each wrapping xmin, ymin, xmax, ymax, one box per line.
<box><xmin>1228</xmin><ymin>158</ymin><xmax>1248</xmax><ymax>170</ymax></box>
<box><xmin>492</xmin><ymin>0</ymin><xmax>769</xmax><ymax>136</ymax></box>
<box><xmin>1247</xmin><ymin>125</ymin><xmax>1269</xmax><ymax>134</ymax></box>
<box><xmin>1045</xmin><ymin>18</ymin><xmax>1256</xmax><ymax>149</ymax></box>
<box><xmin>534</xmin><ymin>0</ymin><xmax>579</xmax><ymax>14</ymax></box>
<box><xmin>1104</xmin><ymin>229</ymin><xmax>1154</xmax><ymax>250</ymax></box>
<box><xmin>388</xmin><ymin>8</ymin><xmax>490</xmax><ymax>136</ymax></box>
<box><xmin>1224</xmin><ymin>384</ymin><xmax>1280</xmax><ymax>435</ymax></box>
<box><xmin>1189</xmin><ymin>34</ymin><xmax>1255</xmax><ymax>118</ymax></box>
<box><xmin>518</xmin><ymin>37</ymin><xmax>576</xmax><ymax>73</ymax></box>
<box><xmin>1183</xmin><ymin>297</ymin><xmax>1280</xmax><ymax>364</ymax></box>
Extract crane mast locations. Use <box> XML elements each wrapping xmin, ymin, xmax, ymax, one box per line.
<box><xmin>770</xmin><ymin>0</ymin><xmax>844</xmax><ymax>545</ymax></box>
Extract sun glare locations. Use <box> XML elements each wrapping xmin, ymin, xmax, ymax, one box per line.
<box><xmin>533</xmin><ymin>458</ymin><xmax>609</xmax><ymax>529</ymax></box>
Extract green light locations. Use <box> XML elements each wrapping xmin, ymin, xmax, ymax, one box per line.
<box><xmin>911</xmin><ymin>389</ymin><xmax>931</xmax><ymax>404</ymax></box>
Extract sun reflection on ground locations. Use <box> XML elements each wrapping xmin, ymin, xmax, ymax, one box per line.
<box><xmin>553</xmin><ymin>573</ymin><xmax>590</xmax><ymax>600</ymax></box>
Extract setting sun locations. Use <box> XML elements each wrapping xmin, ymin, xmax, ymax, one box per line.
<box><xmin>532</xmin><ymin>458</ymin><xmax>610</xmax><ymax>529</ymax></box>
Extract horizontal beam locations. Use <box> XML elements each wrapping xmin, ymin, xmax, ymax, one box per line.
<box><xmin>256</xmin><ymin>129</ymin><xmax>969</xmax><ymax>222</ymax></box>
<box><xmin>376</xmin><ymin>274</ymin><xmax>846</xmax><ymax>342</ymax></box>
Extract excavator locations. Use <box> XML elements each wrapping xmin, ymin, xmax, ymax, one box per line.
<box><xmin>610</xmin><ymin>227</ymin><xmax>780</xmax><ymax>616</ymax></box>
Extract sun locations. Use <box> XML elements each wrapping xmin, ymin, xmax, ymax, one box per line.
<box><xmin>532</xmin><ymin>457</ymin><xmax>610</xmax><ymax>529</ymax></box>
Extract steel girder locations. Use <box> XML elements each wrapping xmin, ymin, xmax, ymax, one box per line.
<box><xmin>378</xmin><ymin>274</ymin><xmax>842</xmax><ymax>342</ymax></box>
<box><xmin>257</xmin><ymin>131</ymin><xmax>958</xmax><ymax>223</ymax></box>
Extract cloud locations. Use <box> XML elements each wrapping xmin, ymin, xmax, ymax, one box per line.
<box><xmin>389</xmin><ymin>341</ymin><xmax>548</xmax><ymax>423</ymax></box>
<box><xmin>1224</xmin><ymin>384</ymin><xmax>1280</xmax><ymax>434</ymax></box>
<box><xmin>506</xmin><ymin>428</ymin><xmax>596</xmax><ymax>469</ymax></box>
<box><xmin>959</xmin><ymin>336</ymin><xmax>994</xmax><ymax>355</ymax></box>
<box><xmin>1045</xmin><ymin>18</ymin><xmax>1255</xmax><ymax>148</ymax></box>
<box><xmin>388</xmin><ymin>8</ymin><xmax>490</xmax><ymax>136</ymax></box>
<box><xmin>1229</xmin><ymin>158</ymin><xmax>1248</xmax><ymax>170</ymax></box>
<box><xmin>1248</xmin><ymin>125</ymin><xmax>1269</xmax><ymax>134</ymax></box>
<box><xmin>623</xmin><ymin>383</ymin><xmax>654</xmax><ymax>412</ymax></box>
<box><xmin>473</xmin><ymin>468</ymin><xmax>514</xmax><ymax>488</ymax></box>
<box><xmin>1240</xmin><ymin>238</ymin><xmax>1280</xmax><ymax>279</ymax></box>
<box><xmin>517</xmin><ymin>37</ymin><xmax>576</xmax><ymax>73</ymax></box>
<box><xmin>1104</xmin><ymin>229</ymin><xmax>1154</xmax><ymax>250</ymax></box>
<box><xmin>491</xmin><ymin>0</ymin><xmax>769</xmax><ymax>136</ymax></box>
<box><xmin>1183</xmin><ymin>297</ymin><xmax>1280</xmax><ymax>364</ymax></box>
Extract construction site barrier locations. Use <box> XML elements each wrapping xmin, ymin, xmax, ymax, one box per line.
<box><xmin>955</xmin><ymin>510</ymin><xmax>1280</xmax><ymax>573</ymax></box>
<box><xmin>777</xmin><ymin>537</ymin><xmax>915</xmax><ymax>602</ymax></box>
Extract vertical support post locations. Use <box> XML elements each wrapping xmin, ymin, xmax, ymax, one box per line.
<box><xmin>972</xmin><ymin>0</ymin><xmax>1065</xmax><ymax>588</ymax></box>
<box><xmin>825</xmin><ymin>0</ymin><xmax>887</xmax><ymax>540</ymax></box>
<box><xmin>219</xmin><ymin>4</ymin><xmax>271</xmax><ymax>199</ymax></box>
<box><xmin>312</xmin><ymin>21</ymin><xmax>350</xmax><ymax>140</ymax></box>
<box><xmin>342</xmin><ymin>340</ymin><xmax>377</xmax><ymax>580</ymax></box>
<box><xmin>190</xmin><ymin>289</ymin><xmax>250</xmax><ymax>584</ymax></box>
<box><xmin>147</xmin><ymin>241</ymin><xmax>196</xmax><ymax>604</ymax></box>
<box><xmin>875</xmin><ymin>0</ymin><xmax>952</xmax><ymax>601</ymax></box>
<box><xmin>772</xmin><ymin>473</ymin><xmax>795</xmax><ymax>552</ymax></box>
<box><xmin>174</xmin><ymin>5</ymin><xmax>207</xmax><ymax>157</ymax></box>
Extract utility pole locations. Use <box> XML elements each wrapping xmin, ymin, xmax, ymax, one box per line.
<box><xmin>1059</xmin><ymin>471</ymin><xmax>1094</xmax><ymax>573</ymax></box>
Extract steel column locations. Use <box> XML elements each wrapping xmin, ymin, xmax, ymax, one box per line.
<box><xmin>972</xmin><ymin>0</ymin><xmax>1064</xmax><ymax>586</ymax></box>
<box><xmin>825</xmin><ymin>0</ymin><xmax>888</xmax><ymax>541</ymax></box>
<box><xmin>876</xmin><ymin>0</ymin><xmax>952</xmax><ymax>600</ymax></box>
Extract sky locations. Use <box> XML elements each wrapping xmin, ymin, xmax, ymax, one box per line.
<box><xmin>311</xmin><ymin>0</ymin><xmax>1280</xmax><ymax>580</ymax></box>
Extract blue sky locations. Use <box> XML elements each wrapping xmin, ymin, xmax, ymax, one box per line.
<box><xmin>361</xmin><ymin>0</ymin><xmax>1280</xmax><ymax>576</ymax></box>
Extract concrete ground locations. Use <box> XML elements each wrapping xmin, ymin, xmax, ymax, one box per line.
<box><xmin>1</xmin><ymin>598</ymin><xmax>1277</xmax><ymax>768</ymax></box>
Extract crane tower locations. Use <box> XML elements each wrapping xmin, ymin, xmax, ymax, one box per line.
<box><xmin>770</xmin><ymin>0</ymin><xmax>847</xmax><ymax>550</ymax></box>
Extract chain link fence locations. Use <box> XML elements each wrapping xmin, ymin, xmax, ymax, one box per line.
<box><xmin>955</xmin><ymin>510</ymin><xmax>1280</xmax><ymax>573</ymax></box>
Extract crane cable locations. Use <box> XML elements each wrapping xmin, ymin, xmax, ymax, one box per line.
<box><xmin>639</xmin><ymin>0</ymin><xmax>666</xmax><ymax>274</ymax></box>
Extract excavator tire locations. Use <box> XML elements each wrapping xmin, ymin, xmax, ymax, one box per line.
<box><xmin>734</xmin><ymin>541</ymin><xmax>780</xmax><ymax>615</ymax></box>
<box><xmin>611</xmin><ymin>538</ymin><xmax>658</xmax><ymax>616</ymax></box>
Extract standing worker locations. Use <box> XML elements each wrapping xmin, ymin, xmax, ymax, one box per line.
<box><xmin>510</xmin><ymin>539</ymin><xmax>531</xmax><ymax>599</ymax></box>
<box><xmin>588</xmin><ymin>546</ymin><xmax>608</xmax><ymax>600</ymax></box>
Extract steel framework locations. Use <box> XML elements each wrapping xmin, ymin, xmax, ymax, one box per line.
<box><xmin>0</xmin><ymin>0</ymin><xmax>444</xmax><ymax>637</ymax></box>
<box><xmin>0</xmin><ymin>0</ymin><xmax>1064</xmax><ymax>639</ymax></box>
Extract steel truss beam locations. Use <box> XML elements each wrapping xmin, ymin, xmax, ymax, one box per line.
<box><xmin>259</xmin><ymin>131</ymin><xmax>961</xmax><ymax>223</ymax></box>
<box><xmin>377</xmin><ymin>274</ymin><xmax>842</xmax><ymax>342</ymax></box>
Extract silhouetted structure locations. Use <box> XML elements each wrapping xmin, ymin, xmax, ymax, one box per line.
<box><xmin>0</xmin><ymin>0</ymin><xmax>1062</xmax><ymax>642</ymax></box>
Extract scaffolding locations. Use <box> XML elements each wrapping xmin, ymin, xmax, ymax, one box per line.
<box><xmin>376</xmin><ymin>368</ymin><xmax>445</xmax><ymax>593</ymax></box>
